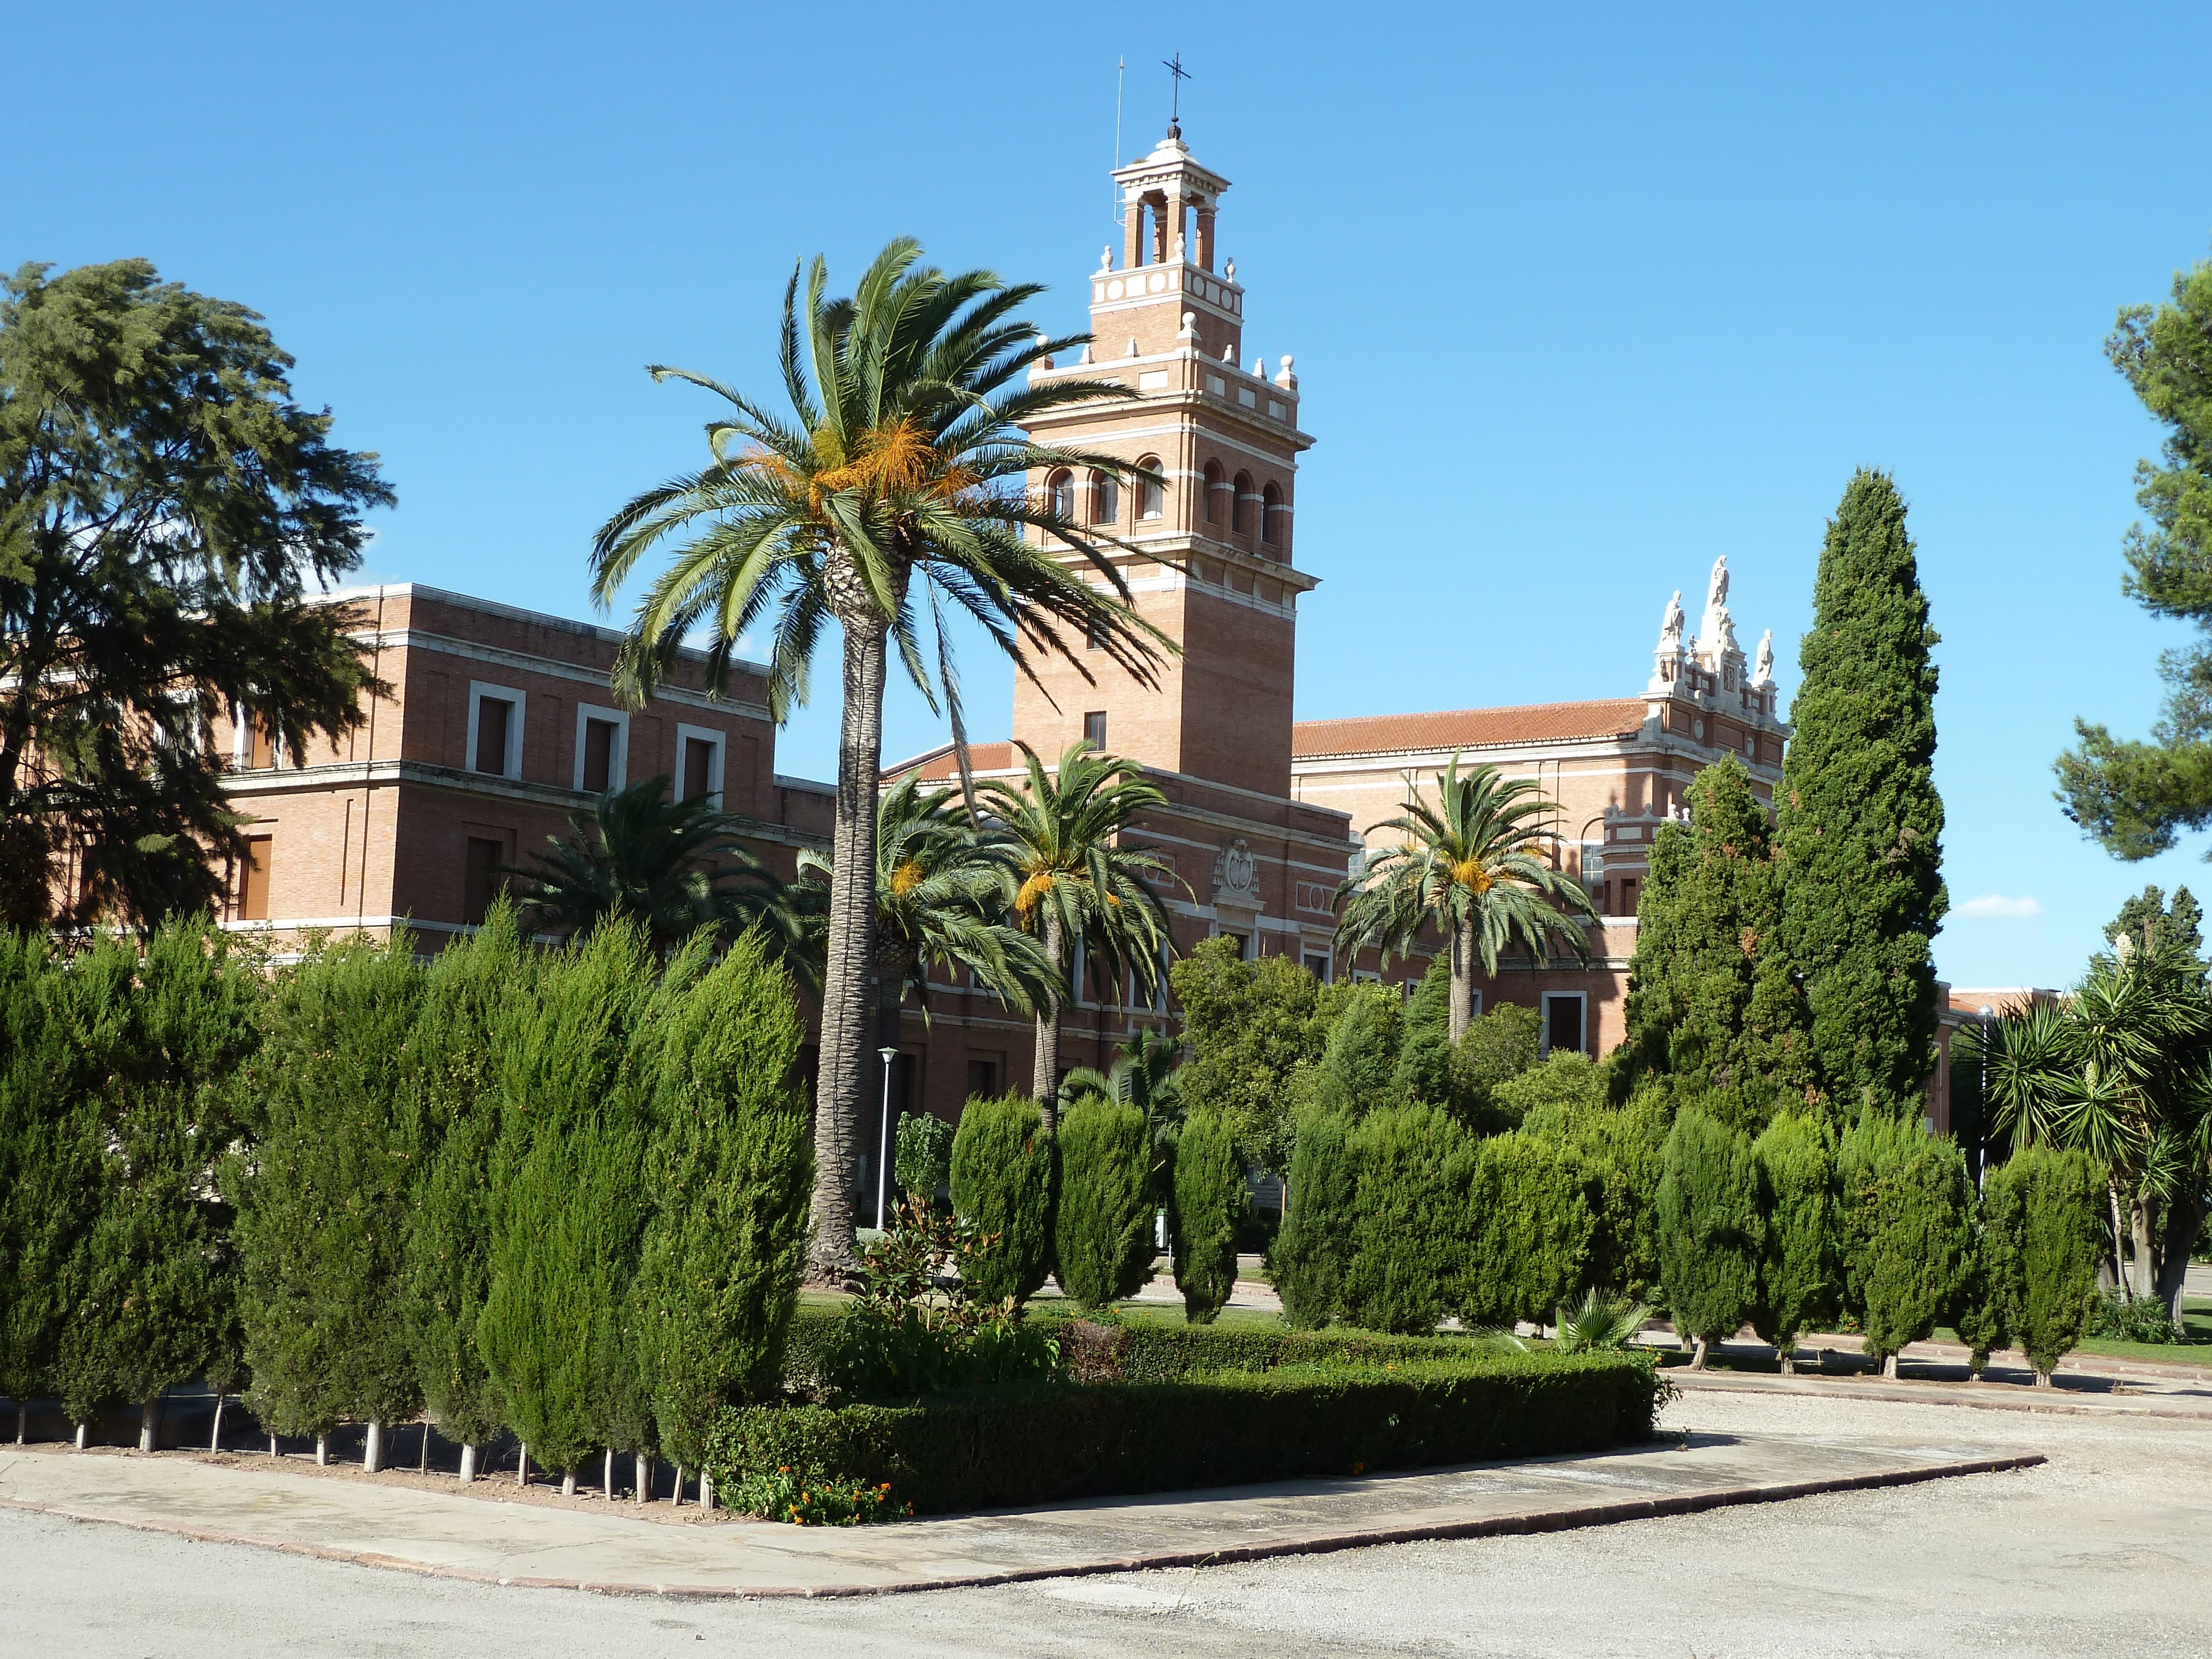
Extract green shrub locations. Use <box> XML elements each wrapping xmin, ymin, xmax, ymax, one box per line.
<box><xmin>1054</xmin><ymin>1098</ymin><xmax>1156</xmax><ymax>1310</ymax></box>
<box><xmin>1455</xmin><ymin>1001</ymin><xmax>1544</xmax><ymax>1126</ymax></box>
<box><xmin>1274</xmin><ymin>1109</ymin><xmax>1356</xmax><ymax>1329</ymax></box>
<box><xmin>2088</xmin><ymin>1292</ymin><xmax>2177</xmax><ymax>1346</ymax></box>
<box><xmin>1554</xmin><ymin>1289</ymin><xmax>1650</xmax><ymax>1354</ymax></box>
<box><xmin>1342</xmin><ymin>1104</ymin><xmax>1470</xmax><ymax>1335</ymax></box>
<box><xmin>1838</xmin><ymin>1115</ymin><xmax>1972</xmax><ymax>1370</ymax></box>
<box><xmin>1491</xmin><ymin>1052</ymin><xmax>1607</xmax><ymax>1128</ymax></box>
<box><xmin>1749</xmin><ymin>1113</ymin><xmax>1835</xmax><ymax>1367</ymax></box>
<box><xmin>1657</xmin><ymin>1107</ymin><xmax>1761</xmax><ymax>1362</ymax></box>
<box><xmin>705</xmin><ymin>1351</ymin><xmax>1664</xmax><ymax>1516</ymax></box>
<box><xmin>1392</xmin><ymin>960</ymin><xmax>1459</xmax><ymax>1110</ymax></box>
<box><xmin>1458</xmin><ymin>1133</ymin><xmax>1593</xmax><ymax>1328</ymax></box>
<box><xmin>949</xmin><ymin>1093</ymin><xmax>1056</xmax><ymax>1304</ymax></box>
<box><xmin>1980</xmin><ymin>1146</ymin><xmax>2107</xmax><ymax>1378</ymax></box>
<box><xmin>1171</xmin><ymin>1108</ymin><xmax>1244</xmax><ymax>1323</ymax></box>
<box><xmin>730</xmin><ymin>1463</ymin><xmax>908</xmax><ymax>1525</ymax></box>
<box><xmin>1046</xmin><ymin>1316</ymin><xmax>1503</xmax><ymax>1382</ymax></box>
<box><xmin>894</xmin><ymin>1112</ymin><xmax>955</xmax><ymax>1204</ymax></box>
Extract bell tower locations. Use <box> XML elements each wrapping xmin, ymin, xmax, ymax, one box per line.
<box><xmin>1014</xmin><ymin>126</ymin><xmax>1316</xmax><ymax>798</ymax></box>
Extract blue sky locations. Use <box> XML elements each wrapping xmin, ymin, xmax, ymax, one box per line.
<box><xmin>16</xmin><ymin>2</ymin><xmax>2212</xmax><ymax>988</ymax></box>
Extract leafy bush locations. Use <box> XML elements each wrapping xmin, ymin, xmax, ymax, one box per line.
<box><xmin>729</xmin><ymin>1464</ymin><xmax>909</xmax><ymax>1525</ymax></box>
<box><xmin>1749</xmin><ymin>1113</ymin><xmax>1835</xmax><ymax>1367</ymax></box>
<box><xmin>1491</xmin><ymin>1052</ymin><xmax>1607</xmax><ymax>1128</ymax></box>
<box><xmin>1554</xmin><ymin>1289</ymin><xmax>1650</xmax><ymax>1354</ymax></box>
<box><xmin>1839</xmin><ymin>1115</ymin><xmax>1972</xmax><ymax>1369</ymax></box>
<box><xmin>949</xmin><ymin>1093</ymin><xmax>1056</xmax><ymax>1304</ymax></box>
<box><xmin>2088</xmin><ymin>1292</ymin><xmax>2177</xmax><ymax>1346</ymax></box>
<box><xmin>1053</xmin><ymin>1098</ymin><xmax>1156</xmax><ymax>1310</ymax></box>
<box><xmin>1044</xmin><ymin>1316</ymin><xmax>1504</xmax><ymax>1382</ymax></box>
<box><xmin>1458</xmin><ymin>1132</ymin><xmax>1593</xmax><ymax>1327</ymax></box>
<box><xmin>1980</xmin><ymin>1146</ymin><xmax>2107</xmax><ymax>1378</ymax></box>
<box><xmin>1171</xmin><ymin>1108</ymin><xmax>1245</xmax><ymax>1323</ymax></box>
<box><xmin>1274</xmin><ymin>1109</ymin><xmax>1357</xmax><ymax>1328</ymax></box>
<box><xmin>704</xmin><ymin>1351</ymin><xmax>1665</xmax><ymax>1516</ymax></box>
<box><xmin>1657</xmin><ymin>1107</ymin><xmax>1761</xmax><ymax>1361</ymax></box>
<box><xmin>894</xmin><ymin>1112</ymin><xmax>955</xmax><ymax>1205</ymax></box>
<box><xmin>1342</xmin><ymin>1104</ymin><xmax>1469</xmax><ymax>1335</ymax></box>
<box><xmin>1455</xmin><ymin>1001</ymin><xmax>1544</xmax><ymax>1125</ymax></box>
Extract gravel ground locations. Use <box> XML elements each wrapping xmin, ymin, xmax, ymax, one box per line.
<box><xmin>10</xmin><ymin>1388</ymin><xmax>2211</xmax><ymax>1658</ymax></box>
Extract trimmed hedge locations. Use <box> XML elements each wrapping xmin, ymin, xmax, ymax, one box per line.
<box><xmin>1047</xmin><ymin>1315</ymin><xmax>1504</xmax><ymax>1383</ymax></box>
<box><xmin>706</xmin><ymin>1351</ymin><xmax>1663</xmax><ymax>1515</ymax></box>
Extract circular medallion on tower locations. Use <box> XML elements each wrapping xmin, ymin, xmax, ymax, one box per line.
<box><xmin>1107</xmin><ymin>279</ymin><xmax>1124</xmax><ymax>300</ymax></box>
<box><xmin>1147</xmin><ymin>272</ymin><xmax>1168</xmax><ymax>293</ymax></box>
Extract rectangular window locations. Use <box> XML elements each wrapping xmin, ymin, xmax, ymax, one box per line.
<box><xmin>1468</xmin><ymin>988</ymin><xmax>1484</xmax><ymax>1020</ymax></box>
<box><xmin>1217</xmin><ymin>931</ymin><xmax>1248</xmax><ymax>960</ymax></box>
<box><xmin>1302</xmin><ymin>951</ymin><xmax>1331</xmax><ymax>983</ymax></box>
<box><xmin>1083</xmin><ymin>711</ymin><xmax>1107</xmax><ymax>750</ymax></box>
<box><xmin>673</xmin><ymin>723</ymin><xmax>725</xmax><ymax>806</ymax></box>
<box><xmin>467</xmin><ymin>683</ymin><xmax>525</xmax><ymax>779</ymax></box>
<box><xmin>248</xmin><ymin>725</ymin><xmax>275</xmax><ymax>770</ymax></box>
<box><xmin>463</xmin><ymin>835</ymin><xmax>505</xmax><ymax>926</ymax></box>
<box><xmin>966</xmin><ymin>1058</ymin><xmax>1000</xmax><ymax>1098</ymax></box>
<box><xmin>573</xmin><ymin>703</ymin><xmax>629</xmax><ymax>795</ymax></box>
<box><xmin>1542</xmin><ymin>992</ymin><xmax>1587</xmax><ymax>1057</ymax></box>
<box><xmin>1620</xmin><ymin>876</ymin><xmax>1640</xmax><ymax>916</ymax></box>
<box><xmin>238</xmin><ymin>835</ymin><xmax>272</xmax><ymax>921</ymax></box>
<box><xmin>581</xmin><ymin>718</ymin><xmax>616</xmax><ymax>793</ymax></box>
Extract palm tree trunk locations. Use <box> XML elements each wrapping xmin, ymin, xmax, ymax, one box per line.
<box><xmin>807</xmin><ymin>622</ymin><xmax>888</xmax><ymax>1285</ymax></box>
<box><xmin>1448</xmin><ymin>915</ymin><xmax>1476</xmax><ymax>1045</ymax></box>
<box><xmin>1033</xmin><ymin>910</ymin><xmax>1065</xmax><ymax>1130</ymax></box>
<box><xmin>2130</xmin><ymin>1194</ymin><xmax>2156</xmax><ymax>1304</ymax></box>
<box><xmin>2157</xmin><ymin>1187</ymin><xmax>2206</xmax><ymax>1331</ymax></box>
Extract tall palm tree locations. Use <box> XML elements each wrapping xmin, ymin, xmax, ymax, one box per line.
<box><xmin>1062</xmin><ymin>1026</ymin><xmax>1186</xmax><ymax>1181</ymax></box>
<box><xmin>498</xmin><ymin>775</ymin><xmax>802</xmax><ymax>964</ymax></box>
<box><xmin>590</xmin><ymin>240</ymin><xmax>1171</xmax><ymax>1282</ymax></box>
<box><xmin>979</xmin><ymin>743</ymin><xmax>1179</xmax><ymax>1130</ymax></box>
<box><xmin>796</xmin><ymin>770</ymin><xmax>1057</xmax><ymax>1046</ymax></box>
<box><xmin>1334</xmin><ymin>753</ymin><xmax>1599</xmax><ymax>1044</ymax></box>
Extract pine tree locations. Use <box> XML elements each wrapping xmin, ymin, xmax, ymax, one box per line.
<box><xmin>1052</xmin><ymin>1098</ymin><xmax>1157</xmax><ymax>1311</ymax></box>
<box><xmin>1749</xmin><ymin>1113</ymin><xmax>1836</xmax><ymax>1371</ymax></box>
<box><xmin>1273</xmin><ymin>1108</ymin><xmax>1355</xmax><ymax>1330</ymax></box>
<box><xmin>479</xmin><ymin>920</ymin><xmax>659</xmax><ymax>1482</ymax></box>
<box><xmin>234</xmin><ymin>933</ymin><xmax>425</xmax><ymax>1464</ymax></box>
<box><xmin>1778</xmin><ymin>469</ymin><xmax>1948</xmax><ymax>1121</ymax></box>
<box><xmin>1657</xmin><ymin>1107</ymin><xmax>1762</xmax><ymax>1368</ymax></box>
<box><xmin>1622</xmin><ymin>756</ymin><xmax>1813</xmax><ymax>1129</ymax></box>
<box><xmin>1839</xmin><ymin>1115</ymin><xmax>1973</xmax><ymax>1374</ymax></box>
<box><xmin>401</xmin><ymin>906</ymin><xmax>528</xmax><ymax>1479</ymax></box>
<box><xmin>57</xmin><ymin>921</ymin><xmax>259</xmax><ymax>1449</ymax></box>
<box><xmin>948</xmin><ymin>1093</ymin><xmax>1056</xmax><ymax>1304</ymax></box>
<box><xmin>631</xmin><ymin>929</ymin><xmax>813</xmax><ymax>1474</ymax></box>
<box><xmin>1171</xmin><ymin>1108</ymin><xmax>1245</xmax><ymax>1324</ymax></box>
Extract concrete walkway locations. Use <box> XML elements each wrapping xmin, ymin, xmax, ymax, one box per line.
<box><xmin>0</xmin><ymin>1431</ymin><xmax>2036</xmax><ymax>1599</ymax></box>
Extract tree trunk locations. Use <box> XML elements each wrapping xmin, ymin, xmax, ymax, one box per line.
<box><xmin>700</xmin><ymin>1469</ymin><xmax>714</xmax><ymax>1512</ymax></box>
<box><xmin>1689</xmin><ymin>1335</ymin><xmax>1709</xmax><ymax>1371</ymax></box>
<box><xmin>2130</xmin><ymin>1194</ymin><xmax>2157</xmax><ymax>1305</ymax></box>
<box><xmin>603</xmin><ymin>1448</ymin><xmax>614</xmax><ymax>1500</ymax></box>
<box><xmin>2110</xmin><ymin>1184</ymin><xmax>2131</xmax><ymax>1296</ymax></box>
<box><xmin>18</xmin><ymin>1400</ymin><xmax>28</xmax><ymax>1444</ymax></box>
<box><xmin>1033</xmin><ymin>911</ymin><xmax>1065</xmax><ymax>1128</ymax></box>
<box><xmin>1778</xmin><ymin>1347</ymin><xmax>1796</xmax><ymax>1377</ymax></box>
<box><xmin>459</xmin><ymin>1442</ymin><xmax>478</xmax><ymax>1484</ymax></box>
<box><xmin>138</xmin><ymin>1396</ymin><xmax>158</xmax><ymax>1453</ymax></box>
<box><xmin>1448</xmin><ymin>914</ymin><xmax>1476</xmax><ymax>1045</ymax></box>
<box><xmin>2033</xmin><ymin>1368</ymin><xmax>2054</xmax><ymax>1389</ymax></box>
<box><xmin>560</xmin><ymin>1469</ymin><xmax>577</xmax><ymax>1498</ymax></box>
<box><xmin>806</xmin><ymin>622</ymin><xmax>889</xmax><ymax>1287</ymax></box>
<box><xmin>673</xmin><ymin>1463</ymin><xmax>686</xmax><ymax>1506</ymax></box>
<box><xmin>2156</xmin><ymin>1189</ymin><xmax>2206</xmax><ymax>1332</ymax></box>
<box><xmin>636</xmin><ymin>1451</ymin><xmax>651</xmax><ymax>1503</ymax></box>
<box><xmin>1881</xmin><ymin>1353</ymin><xmax>1899</xmax><ymax>1380</ymax></box>
<box><xmin>315</xmin><ymin>1434</ymin><xmax>329</xmax><ymax>1467</ymax></box>
<box><xmin>419</xmin><ymin>1422</ymin><xmax>430</xmax><ymax>1474</ymax></box>
<box><xmin>209</xmin><ymin>1392</ymin><xmax>225</xmax><ymax>1452</ymax></box>
<box><xmin>363</xmin><ymin>1420</ymin><xmax>384</xmax><ymax>1474</ymax></box>
<box><xmin>517</xmin><ymin>1442</ymin><xmax>529</xmax><ymax>1487</ymax></box>
<box><xmin>75</xmin><ymin>1422</ymin><xmax>88</xmax><ymax>1451</ymax></box>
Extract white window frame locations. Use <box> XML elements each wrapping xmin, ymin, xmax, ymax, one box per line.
<box><xmin>466</xmin><ymin>681</ymin><xmax>527</xmax><ymax>780</ymax></box>
<box><xmin>1467</xmin><ymin>987</ymin><xmax>1483</xmax><ymax>1020</ymax></box>
<box><xmin>673</xmin><ymin>722</ymin><xmax>726</xmax><ymax>807</ymax></box>
<box><xmin>1540</xmin><ymin>991</ymin><xmax>1587</xmax><ymax>1057</ymax></box>
<box><xmin>1302</xmin><ymin>948</ymin><xmax>1333</xmax><ymax>984</ymax></box>
<box><xmin>572</xmin><ymin>703</ymin><xmax>631</xmax><ymax>794</ymax></box>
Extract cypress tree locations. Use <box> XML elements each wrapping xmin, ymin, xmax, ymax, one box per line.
<box><xmin>1839</xmin><ymin>1115</ymin><xmax>1973</xmax><ymax>1374</ymax></box>
<box><xmin>1273</xmin><ymin>1108</ymin><xmax>1355</xmax><ymax>1329</ymax></box>
<box><xmin>1458</xmin><ymin>1132</ymin><xmax>1594</xmax><ymax>1328</ymax></box>
<box><xmin>1979</xmin><ymin>1146</ymin><xmax>2104</xmax><ymax>1385</ymax></box>
<box><xmin>1316</xmin><ymin>982</ymin><xmax>1404</xmax><ymax>1111</ymax></box>
<box><xmin>234</xmin><ymin>934</ymin><xmax>425</xmax><ymax>1467</ymax></box>
<box><xmin>631</xmin><ymin>929</ymin><xmax>813</xmax><ymax>1475</ymax></box>
<box><xmin>1778</xmin><ymin>469</ymin><xmax>1948</xmax><ymax>1121</ymax></box>
<box><xmin>1622</xmin><ymin>757</ymin><xmax>1813</xmax><ymax>1130</ymax></box>
<box><xmin>1657</xmin><ymin>1107</ymin><xmax>1762</xmax><ymax>1368</ymax></box>
<box><xmin>1392</xmin><ymin>960</ymin><xmax>1457</xmax><ymax>1110</ymax></box>
<box><xmin>1171</xmin><ymin>1108</ymin><xmax>1245</xmax><ymax>1324</ymax></box>
<box><xmin>1749</xmin><ymin>1113</ymin><xmax>1836</xmax><ymax>1371</ymax></box>
<box><xmin>1052</xmin><ymin>1097</ymin><xmax>1157</xmax><ymax>1310</ymax></box>
<box><xmin>948</xmin><ymin>1093</ymin><xmax>1056</xmax><ymax>1304</ymax></box>
<box><xmin>1342</xmin><ymin>1104</ymin><xmax>1469</xmax><ymax>1335</ymax></box>
<box><xmin>479</xmin><ymin>920</ymin><xmax>658</xmax><ymax>1483</ymax></box>
<box><xmin>58</xmin><ymin>921</ymin><xmax>259</xmax><ymax>1449</ymax></box>
<box><xmin>400</xmin><ymin>906</ymin><xmax>527</xmax><ymax>1480</ymax></box>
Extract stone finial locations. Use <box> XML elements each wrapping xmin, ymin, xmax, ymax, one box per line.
<box><xmin>1274</xmin><ymin>354</ymin><xmax>1296</xmax><ymax>388</ymax></box>
<box><xmin>1171</xmin><ymin>230</ymin><xmax>1185</xmax><ymax>260</ymax></box>
<box><xmin>1225</xmin><ymin>256</ymin><xmax>1236</xmax><ymax>280</ymax></box>
<box><xmin>1752</xmin><ymin>628</ymin><xmax>1775</xmax><ymax>687</ymax></box>
<box><xmin>1250</xmin><ymin>355</ymin><xmax>1264</xmax><ymax>377</ymax></box>
<box><xmin>1100</xmin><ymin>246</ymin><xmax>1113</xmax><ymax>271</ymax></box>
<box><xmin>1127</xmin><ymin>338</ymin><xmax>1140</xmax><ymax>358</ymax></box>
<box><xmin>1179</xmin><ymin>311</ymin><xmax>1198</xmax><ymax>338</ymax></box>
<box><xmin>1222</xmin><ymin>341</ymin><xmax>1236</xmax><ymax>361</ymax></box>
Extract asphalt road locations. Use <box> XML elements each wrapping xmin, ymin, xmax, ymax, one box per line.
<box><xmin>9</xmin><ymin>1388</ymin><xmax>2210</xmax><ymax>1658</ymax></box>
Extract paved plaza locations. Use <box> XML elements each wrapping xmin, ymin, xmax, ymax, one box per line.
<box><xmin>8</xmin><ymin>1385</ymin><xmax>2212</xmax><ymax>1657</ymax></box>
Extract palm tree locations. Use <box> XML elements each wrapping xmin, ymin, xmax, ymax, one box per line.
<box><xmin>978</xmin><ymin>743</ymin><xmax>1179</xmax><ymax>1130</ymax></box>
<box><xmin>589</xmin><ymin>241</ymin><xmax>1172</xmax><ymax>1281</ymax></box>
<box><xmin>498</xmin><ymin>775</ymin><xmax>802</xmax><ymax>964</ymax></box>
<box><xmin>796</xmin><ymin>770</ymin><xmax>1057</xmax><ymax>1047</ymax></box>
<box><xmin>1062</xmin><ymin>1026</ymin><xmax>1185</xmax><ymax>1183</ymax></box>
<box><xmin>1334</xmin><ymin>753</ymin><xmax>1599</xmax><ymax>1044</ymax></box>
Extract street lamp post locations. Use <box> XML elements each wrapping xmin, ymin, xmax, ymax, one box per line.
<box><xmin>876</xmin><ymin>1046</ymin><xmax>900</xmax><ymax>1231</ymax></box>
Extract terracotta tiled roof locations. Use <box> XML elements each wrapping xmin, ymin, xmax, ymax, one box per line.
<box><xmin>1292</xmin><ymin>699</ymin><xmax>1652</xmax><ymax>760</ymax></box>
<box><xmin>891</xmin><ymin>741</ymin><xmax>1016</xmax><ymax>784</ymax></box>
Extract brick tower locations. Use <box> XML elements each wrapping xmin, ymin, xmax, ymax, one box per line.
<box><xmin>1014</xmin><ymin>124</ymin><xmax>1316</xmax><ymax>798</ymax></box>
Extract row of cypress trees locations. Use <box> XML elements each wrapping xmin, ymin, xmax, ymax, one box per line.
<box><xmin>0</xmin><ymin>908</ymin><xmax>814</xmax><ymax>1487</ymax></box>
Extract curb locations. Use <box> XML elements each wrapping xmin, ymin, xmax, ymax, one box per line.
<box><xmin>0</xmin><ymin>1451</ymin><xmax>2045</xmax><ymax>1600</ymax></box>
<box><xmin>1669</xmin><ymin>1373</ymin><xmax>2212</xmax><ymax>1422</ymax></box>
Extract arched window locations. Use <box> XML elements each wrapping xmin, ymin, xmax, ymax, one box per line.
<box><xmin>1261</xmin><ymin>481</ymin><xmax>1282</xmax><ymax>546</ymax></box>
<box><xmin>1047</xmin><ymin>469</ymin><xmax>1074</xmax><ymax>521</ymax></box>
<box><xmin>1091</xmin><ymin>471</ymin><xmax>1119</xmax><ymax>526</ymax></box>
<box><xmin>1202</xmin><ymin>460</ymin><xmax>1224</xmax><ymax>524</ymax></box>
<box><xmin>1230</xmin><ymin>471</ymin><xmax>1253</xmax><ymax>534</ymax></box>
<box><xmin>1136</xmin><ymin>456</ymin><xmax>1165</xmax><ymax>521</ymax></box>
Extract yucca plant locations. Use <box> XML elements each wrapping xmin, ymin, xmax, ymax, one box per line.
<box><xmin>1554</xmin><ymin>1289</ymin><xmax>1650</xmax><ymax>1355</ymax></box>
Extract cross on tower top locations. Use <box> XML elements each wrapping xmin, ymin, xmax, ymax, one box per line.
<box><xmin>1162</xmin><ymin>52</ymin><xmax>1190</xmax><ymax>136</ymax></box>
